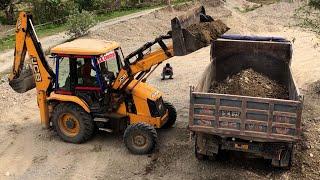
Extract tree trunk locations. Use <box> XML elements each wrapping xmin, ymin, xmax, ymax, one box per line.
<box><xmin>4</xmin><ymin>3</ymin><xmax>14</xmax><ymax>24</ymax></box>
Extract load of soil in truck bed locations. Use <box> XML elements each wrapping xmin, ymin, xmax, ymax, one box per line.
<box><xmin>186</xmin><ymin>20</ymin><xmax>229</xmax><ymax>45</ymax></box>
<box><xmin>209</xmin><ymin>68</ymin><xmax>289</xmax><ymax>99</ymax></box>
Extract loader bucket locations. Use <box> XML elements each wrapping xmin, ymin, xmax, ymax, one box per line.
<box><xmin>171</xmin><ymin>6</ymin><xmax>229</xmax><ymax>56</ymax></box>
<box><xmin>9</xmin><ymin>67</ymin><xmax>36</xmax><ymax>93</ymax></box>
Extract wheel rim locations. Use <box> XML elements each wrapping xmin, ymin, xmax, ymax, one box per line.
<box><xmin>58</xmin><ymin>113</ymin><xmax>80</xmax><ymax>137</ymax></box>
<box><xmin>132</xmin><ymin>133</ymin><xmax>148</xmax><ymax>149</ymax></box>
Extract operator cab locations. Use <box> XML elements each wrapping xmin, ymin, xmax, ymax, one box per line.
<box><xmin>50</xmin><ymin>39</ymin><xmax>124</xmax><ymax>112</ymax></box>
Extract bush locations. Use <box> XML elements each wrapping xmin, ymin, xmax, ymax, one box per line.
<box><xmin>75</xmin><ymin>0</ymin><xmax>94</xmax><ymax>11</ymax></box>
<box><xmin>31</xmin><ymin>0</ymin><xmax>77</xmax><ymax>24</ymax></box>
<box><xmin>294</xmin><ymin>2</ymin><xmax>320</xmax><ymax>34</ymax></box>
<box><xmin>309</xmin><ymin>0</ymin><xmax>320</xmax><ymax>10</ymax></box>
<box><xmin>66</xmin><ymin>10</ymin><xmax>97</xmax><ymax>37</ymax></box>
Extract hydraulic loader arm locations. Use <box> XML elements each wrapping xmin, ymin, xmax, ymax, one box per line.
<box><xmin>112</xmin><ymin>34</ymin><xmax>173</xmax><ymax>90</ymax></box>
<box><xmin>8</xmin><ymin>12</ymin><xmax>55</xmax><ymax>128</ymax></box>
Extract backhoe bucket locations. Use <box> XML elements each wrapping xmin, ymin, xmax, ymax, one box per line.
<box><xmin>9</xmin><ymin>67</ymin><xmax>36</xmax><ymax>93</ymax></box>
<box><xmin>171</xmin><ymin>6</ymin><xmax>229</xmax><ymax>56</ymax></box>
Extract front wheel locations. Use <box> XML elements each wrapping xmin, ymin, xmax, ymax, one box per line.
<box><xmin>161</xmin><ymin>101</ymin><xmax>177</xmax><ymax>129</ymax></box>
<box><xmin>52</xmin><ymin>103</ymin><xmax>95</xmax><ymax>144</ymax></box>
<box><xmin>124</xmin><ymin>123</ymin><xmax>157</xmax><ymax>154</ymax></box>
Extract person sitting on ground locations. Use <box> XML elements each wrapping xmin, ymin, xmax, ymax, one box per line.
<box><xmin>162</xmin><ymin>63</ymin><xmax>173</xmax><ymax>80</ymax></box>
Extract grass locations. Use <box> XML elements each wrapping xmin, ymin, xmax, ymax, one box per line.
<box><xmin>94</xmin><ymin>5</ymin><xmax>162</xmax><ymax>22</ymax></box>
<box><xmin>246</xmin><ymin>0</ymin><xmax>280</xmax><ymax>5</ymax></box>
<box><xmin>0</xmin><ymin>0</ymin><xmax>194</xmax><ymax>52</ymax></box>
<box><xmin>294</xmin><ymin>4</ymin><xmax>320</xmax><ymax>35</ymax></box>
<box><xmin>0</xmin><ymin>4</ymin><xmax>165</xmax><ymax>52</ymax></box>
<box><xmin>0</xmin><ymin>23</ymin><xmax>69</xmax><ymax>52</ymax></box>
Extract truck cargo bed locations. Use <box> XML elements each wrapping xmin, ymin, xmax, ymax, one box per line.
<box><xmin>189</xmin><ymin>36</ymin><xmax>303</xmax><ymax>143</ymax></box>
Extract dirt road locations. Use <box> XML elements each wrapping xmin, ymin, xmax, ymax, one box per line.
<box><xmin>0</xmin><ymin>1</ymin><xmax>319</xmax><ymax>179</ymax></box>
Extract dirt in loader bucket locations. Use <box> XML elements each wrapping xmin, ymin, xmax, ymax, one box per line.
<box><xmin>186</xmin><ymin>20</ymin><xmax>229</xmax><ymax>45</ymax></box>
<box><xmin>171</xmin><ymin>5</ymin><xmax>229</xmax><ymax>56</ymax></box>
<box><xmin>9</xmin><ymin>67</ymin><xmax>36</xmax><ymax>93</ymax></box>
<box><xmin>209</xmin><ymin>68</ymin><xmax>289</xmax><ymax>99</ymax></box>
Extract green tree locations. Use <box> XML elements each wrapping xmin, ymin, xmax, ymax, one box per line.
<box><xmin>1</xmin><ymin>0</ymin><xmax>21</xmax><ymax>24</ymax></box>
<box><xmin>66</xmin><ymin>10</ymin><xmax>97</xmax><ymax>37</ymax></box>
<box><xmin>31</xmin><ymin>0</ymin><xmax>77</xmax><ymax>24</ymax></box>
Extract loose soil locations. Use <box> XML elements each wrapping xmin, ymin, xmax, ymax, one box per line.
<box><xmin>210</xmin><ymin>68</ymin><xmax>289</xmax><ymax>99</ymax></box>
<box><xmin>186</xmin><ymin>20</ymin><xmax>230</xmax><ymax>45</ymax></box>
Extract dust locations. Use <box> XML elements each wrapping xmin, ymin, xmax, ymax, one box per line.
<box><xmin>210</xmin><ymin>68</ymin><xmax>289</xmax><ymax>99</ymax></box>
<box><xmin>186</xmin><ymin>20</ymin><xmax>230</xmax><ymax>45</ymax></box>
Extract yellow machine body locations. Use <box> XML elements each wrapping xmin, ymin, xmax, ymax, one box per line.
<box><xmin>9</xmin><ymin>12</ymin><xmax>172</xmax><ymax>129</ymax></box>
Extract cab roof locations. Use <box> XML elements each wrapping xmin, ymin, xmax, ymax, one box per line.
<box><xmin>50</xmin><ymin>39</ymin><xmax>120</xmax><ymax>56</ymax></box>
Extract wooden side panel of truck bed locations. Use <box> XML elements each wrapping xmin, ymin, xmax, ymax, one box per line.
<box><xmin>189</xmin><ymin>91</ymin><xmax>302</xmax><ymax>142</ymax></box>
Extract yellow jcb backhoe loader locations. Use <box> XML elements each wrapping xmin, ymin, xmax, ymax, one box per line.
<box><xmin>8</xmin><ymin>7</ymin><xmax>227</xmax><ymax>154</ymax></box>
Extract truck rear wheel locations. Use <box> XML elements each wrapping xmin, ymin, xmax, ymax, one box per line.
<box><xmin>52</xmin><ymin>103</ymin><xmax>94</xmax><ymax>144</ymax></box>
<box><xmin>194</xmin><ymin>134</ymin><xmax>218</xmax><ymax>161</ymax></box>
<box><xmin>124</xmin><ymin>123</ymin><xmax>157</xmax><ymax>154</ymax></box>
<box><xmin>161</xmin><ymin>101</ymin><xmax>177</xmax><ymax>129</ymax></box>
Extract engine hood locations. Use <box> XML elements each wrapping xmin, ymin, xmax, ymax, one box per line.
<box><xmin>127</xmin><ymin>80</ymin><xmax>162</xmax><ymax>101</ymax></box>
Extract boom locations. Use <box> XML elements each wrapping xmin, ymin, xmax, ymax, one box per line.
<box><xmin>112</xmin><ymin>34</ymin><xmax>174</xmax><ymax>91</ymax></box>
<box><xmin>9</xmin><ymin>12</ymin><xmax>55</xmax><ymax>128</ymax></box>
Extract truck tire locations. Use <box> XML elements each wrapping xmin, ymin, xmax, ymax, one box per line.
<box><xmin>195</xmin><ymin>134</ymin><xmax>219</xmax><ymax>161</ymax></box>
<box><xmin>124</xmin><ymin>123</ymin><xmax>157</xmax><ymax>154</ymax></box>
<box><xmin>271</xmin><ymin>146</ymin><xmax>293</xmax><ymax>169</ymax></box>
<box><xmin>52</xmin><ymin>103</ymin><xmax>94</xmax><ymax>144</ymax></box>
<box><xmin>195</xmin><ymin>134</ymin><xmax>209</xmax><ymax>160</ymax></box>
<box><xmin>161</xmin><ymin>101</ymin><xmax>177</xmax><ymax>129</ymax></box>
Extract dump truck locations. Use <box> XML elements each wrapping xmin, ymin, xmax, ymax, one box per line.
<box><xmin>189</xmin><ymin>35</ymin><xmax>303</xmax><ymax>168</ymax></box>
<box><xmin>9</xmin><ymin>7</ymin><xmax>227</xmax><ymax>154</ymax></box>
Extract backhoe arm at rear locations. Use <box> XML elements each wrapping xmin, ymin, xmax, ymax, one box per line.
<box><xmin>9</xmin><ymin>12</ymin><xmax>55</xmax><ymax>93</ymax></box>
<box><xmin>8</xmin><ymin>12</ymin><xmax>55</xmax><ymax>128</ymax></box>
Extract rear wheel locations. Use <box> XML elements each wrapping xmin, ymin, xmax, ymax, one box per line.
<box><xmin>52</xmin><ymin>103</ymin><xmax>94</xmax><ymax>143</ymax></box>
<box><xmin>161</xmin><ymin>101</ymin><xmax>177</xmax><ymax>129</ymax></box>
<box><xmin>195</xmin><ymin>134</ymin><xmax>209</xmax><ymax>160</ymax></box>
<box><xmin>124</xmin><ymin>123</ymin><xmax>157</xmax><ymax>154</ymax></box>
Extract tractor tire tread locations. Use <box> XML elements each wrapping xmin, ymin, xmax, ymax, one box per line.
<box><xmin>161</xmin><ymin>101</ymin><xmax>177</xmax><ymax>129</ymax></box>
<box><xmin>124</xmin><ymin>123</ymin><xmax>157</xmax><ymax>154</ymax></box>
<box><xmin>52</xmin><ymin>103</ymin><xmax>94</xmax><ymax>144</ymax></box>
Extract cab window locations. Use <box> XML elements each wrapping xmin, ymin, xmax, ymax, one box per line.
<box><xmin>57</xmin><ymin>57</ymin><xmax>70</xmax><ymax>90</ymax></box>
<box><xmin>76</xmin><ymin>58</ymin><xmax>98</xmax><ymax>87</ymax></box>
<box><xmin>98</xmin><ymin>50</ymin><xmax>121</xmax><ymax>77</ymax></box>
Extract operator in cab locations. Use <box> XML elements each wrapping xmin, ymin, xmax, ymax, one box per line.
<box><xmin>79</xmin><ymin>58</ymin><xmax>94</xmax><ymax>86</ymax></box>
